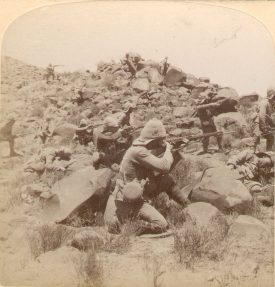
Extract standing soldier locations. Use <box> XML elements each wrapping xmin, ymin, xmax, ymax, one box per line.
<box><xmin>122</xmin><ymin>53</ymin><xmax>138</xmax><ymax>79</ymax></box>
<box><xmin>160</xmin><ymin>57</ymin><xmax>169</xmax><ymax>76</ymax></box>
<box><xmin>258</xmin><ymin>87</ymin><xmax>275</xmax><ymax>151</ymax></box>
<box><xmin>104</xmin><ymin>118</ymin><xmax>189</xmax><ymax>235</ymax></box>
<box><xmin>0</xmin><ymin>116</ymin><xmax>19</xmax><ymax>157</ymax></box>
<box><xmin>195</xmin><ymin>92</ymin><xmax>223</xmax><ymax>153</ymax></box>
<box><xmin>45</xmin><ymin>63</ymin><xmax>55</xmax><ymax>83</ymax></box>
<box><xmin>37</xmin><ymin>115</ymin><xmax>53</xmax><ymax>144</ymax></box>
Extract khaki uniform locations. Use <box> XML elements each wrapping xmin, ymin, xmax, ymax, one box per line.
<box><xmin>196</xmin><ymin>102</ymin><xmax>222</xmax><ymax>152</ymax></box>
<box><xmin>259</xmin><ymin>99</ymin><xmax>275</xmax><ymax>151</ymax></box>
<box><xmin>0</xmin><ymin>119</ymin><xmax>17</xmax><ymax>156</ymax></box>
<box><xmin>227</xmin><ymin>150</ymin><xmax>264</xmax><ymax>192</ymax></box>
<box><xmin>104</xmin><ymin>143</ymin><xmax>188</xmax><ymax>234</ymax></box>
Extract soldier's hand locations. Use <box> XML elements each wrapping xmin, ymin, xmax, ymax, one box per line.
<box><xmin>165</xmin><ymin>142</ymin><xmax>173</xmax><ymax>150</ymax></box>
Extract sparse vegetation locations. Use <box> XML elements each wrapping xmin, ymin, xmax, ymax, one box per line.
<box><xmin>27</xmin><ymin>224</ymin><xmax>75</xmax><ymax>258</ymax></box>
<box><xmin>74</xmin><ymin>249</ymin><xmax>105</xmax><ymax>287</ymax></box>
<box><xmin>143</xmin><ymin>254</ymin><xmax>166</xmax><ymax>287</ymax></box>
<box><xmin>173</xmin><ymin>216</ymin><xmax>229</xmax><ymax>268</ymax></box>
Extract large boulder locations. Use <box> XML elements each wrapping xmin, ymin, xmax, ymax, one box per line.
<box><xmin>185</xmin><ymin>166</ymin><xmax>252</xmax><ymax>210</ymax></box>
<box><xmin>215</xmin><ymin>112</ymin><xmax>247</xmax><ymax>134</ymax></box>
<box><xmin>52</xmin><ymin>123</ymin><xmax>78</xmax><ymax>139</ymax></box>
<box><xmin>132</xmin><ymin>78</ymin><xmax>150</xmax><ymax>93</ymax></box>
<box><xmin>43</xmin><ymin>167</ymin><xmax>114</xmax><ymax>222</ymax></box>
<box><xmin>212</xmin><ymin>87</ymin><xmax>239</xmax><ymax>114</ymax></box>
<box><xmin>148</xmin><ymin>68</ymin><xmax>163</xmax><ymax>84</ymax></box>
<box><xmin>228</xmin><ymin>215</ymin><xmax>271</xmax><ymax>242</ymax></box>
<box><xmin>184</xmin><ymin>202</ymin><xmax>222</xmax><ymax>227</ymax></box>
<box><xmin>163</xmin><ymin>66</ymin><xmax>187</xmax><ymax>86</ymax></box>
<box><xmin>190</xmin><ymin>83</ymin><xmax>210</xmax><ymax>98</ymax></box>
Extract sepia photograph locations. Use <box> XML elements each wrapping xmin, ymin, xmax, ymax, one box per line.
<box><xmin>0</xmin><ymin>1</ymin><xmax>274</xmax><ymax>286</ymax></box>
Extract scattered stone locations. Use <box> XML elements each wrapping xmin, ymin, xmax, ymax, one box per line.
<box><xmin>228</xmin><ymin>215</ymin><xmax>271</xmax><ymax>242</ymax></box>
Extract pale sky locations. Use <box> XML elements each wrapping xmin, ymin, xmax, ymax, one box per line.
<box><xmin>2</xmin><ymin>1</ymin><xmax>275</xmax><ymax>96</ymax></box>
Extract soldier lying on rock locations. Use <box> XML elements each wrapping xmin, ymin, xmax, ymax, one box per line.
<box><xmin>227</xmin><ymin>150</ymin><xmax>274</xmax><ymax>205</ymax></box>
<box><xmin>104</xmin><ymin>118</ymin><xmax>189</xmax><ymax>236</ymax></box>
<box><xmin>24</xmin><ymin>147</ymin><xmax>73</xmax><ymax>175</ymax></box>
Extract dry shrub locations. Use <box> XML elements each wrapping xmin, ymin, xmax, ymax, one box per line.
<box><xmin>173</xmin><ymin>216</ymin><xmax>229</xmax><ymax>268</ymax></box>
<box><xmin>143</xmin><ymin>254</ymin><xmax>166</xmax><ymax>287</ymax></box>
<box><xmin>74</xmin><ymin>249</ymin><xmax>104</xmax><ymax>287</ymax></box>
<box><xmin>27</xmin><ymin>224</ymin><xmax>74</xmax><ymax>258</ymax></box>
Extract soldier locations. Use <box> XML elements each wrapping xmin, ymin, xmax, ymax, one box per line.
<box><xmin>123</xmin><ymin>53</ymin><xmax>138</xmax><ymax>79</ymax></box>
<box><xmin>71</xmin><ymin>84</ymin><xmax>87</xmax><ymax>105</ymax></box>
<box><xmin>104</xmin><ymin>118</ymin><xmax>189</xmax><ymax>235</ymax></box>
<box><xmin>37</xmin><ymin>115</ymin><xmax>53</xmax><ymax>144</ymax></box>
<box><xmin>160</xmin><ymin>57</ymin><xmax>169</xmax><ymax>76</ymax></box>
<box><xmin>258</xmin><ymin>87</ymin><xmax>275</xmax><ymax>151</ymax></box>
<box><xmin>24</xmin><ymin>146</ymin><xmax>72</xmax><ymax>175</ymax></box>
<box><xmin>0</xmin><ymin>116</ymin><xmax>20</xmax><ymax>157</ymax></box>
<box><xmin>92</xmin><ymin>116</ymin><xmax>130</xmax><ymax>169</ymax></box>
<box><xmin>45</xmin><ymin>63</ymin><xmax>55</xmax><ymax>83</ymax></box>
<box><xmin>227</xmin><ymin>150</ymin><xmax>274</xmax><ymax>205</ymax></box>
<box><xmin>74</xmin><ymin>119</ymin><xmax>94</xmax><ymax>146</ymax></box>
<box><xmin>195</xmin><ymin>92</ymin><xmax>223</xmax><ymax>153</ymax></box>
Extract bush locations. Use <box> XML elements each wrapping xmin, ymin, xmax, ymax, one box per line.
<box><xmin>27</xmin><ymin>224</ymin><xmax>74</xmax><ymax>258</ymax></box>
<box><xmin>173</xmin><ymin>216</ymin><xmax>229</xmax><ymax>268</ymax></box>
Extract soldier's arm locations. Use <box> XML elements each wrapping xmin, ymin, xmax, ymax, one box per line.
<box><xmin>196</xmin><ymin>102</ymin><xmax>220</xmax><ymax>112</ymax></box>
<box><xmin>135</xmin><ymin>145</ymin><xmax>174</xmax><ymax>173</ymax></box>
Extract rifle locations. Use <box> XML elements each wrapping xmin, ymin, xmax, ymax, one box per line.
<box><xmin>168</xmin><ymin>130</ymin><xmax>235</xmax><ymax>150</ymax></box>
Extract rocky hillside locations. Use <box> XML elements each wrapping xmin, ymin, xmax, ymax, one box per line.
<box><xmin>0</xmin><ymin>55</ymin><xmax>273</xmax><ymax>287</ymax></box>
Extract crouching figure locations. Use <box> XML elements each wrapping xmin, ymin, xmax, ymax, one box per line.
<box><xmin>104</xmin><ymin>118</ymin><xmax>189</xmax><ymax>235</ymax></box>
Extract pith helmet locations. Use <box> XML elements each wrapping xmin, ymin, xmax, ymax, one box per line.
<box><xmin>134</xmin><ymin>118</ymin><xmax>166</xmax><ymax>145</ymax></box>
<box><xmin>267</xmin><ymin>86</ymin><xmax>275</xmax><ymax>100</ymax></box>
